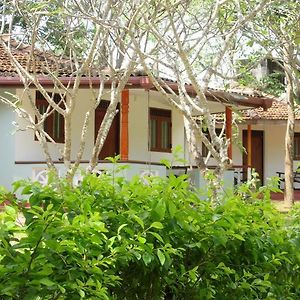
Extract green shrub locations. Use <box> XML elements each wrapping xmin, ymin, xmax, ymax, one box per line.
<box><xmin>0</xmin><ymin>172</ymin><xmax>300</xmax><ymax>299</ymax></box>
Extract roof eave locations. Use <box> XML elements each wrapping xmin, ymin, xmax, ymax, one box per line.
<box><xmin>0</xmin><ymin>75</ymin><xmax>273</xmax><ymax>110</ymax></box>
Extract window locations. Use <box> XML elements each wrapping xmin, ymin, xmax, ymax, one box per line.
<box><xmin>35</xmin><ymin>91</ymin><xmax>65</xmax><ymax>143</ymax></box>
<box><xmin>202</xmin><ymin>128</ymin><xmax>223</xmax><ymax>157</ymax></box>
<box><xmin>294</xmin><ymin>133</ymin><xmax>300</xmax><ymax>160</ymax></box>
<box><xmin>149</xmin><ymin>108</ymin><xmax>172</xmax><ymax>152</ymax></box>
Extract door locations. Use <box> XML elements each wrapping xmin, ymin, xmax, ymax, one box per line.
<box><xmin>243</xmin><ymin>130</ymin><xmax>264</xmax><ymax>185</ymax></box>
<box><xmin>95</xmin><ymin>101</ymin><xmax>120</xmax><ymax>160</ymax></box>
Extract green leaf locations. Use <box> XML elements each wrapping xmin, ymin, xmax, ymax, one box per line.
<box><xmin>149</xmin><ymin>231</ymin><xmax>164</xmax><ymax>243</ymax></box>
<box><xmin>153</xmin><ymin>199</ymin><xmax>166</xmax><ymax>220</ymax></box>
<box><xmin>168</xmin><ymin>201</ymin><xmax>177</xmax><ymax>217</ymax></box>
<box><xmin>160</xmin><ymin>159</ymin><xmax>171</xmax><ymax>169</ymax></box>
<box><xmin>188</xmin><ymin>266</ymin><xmax>199</xmax><ymax>282</ymax></box>
<box><xmin>58</xmin><ymin>285</ymin><xmax>66</xmax><ymax>294</ymax></box>
<box><xmin>142</xmin><ymin>252</ymin><xmax>152</xmax><ymax>265</ymax></box>
<box><xmin>39</xmin><ymin>278</ymin><xmax>55</xmax><ymax>286</ymax></box>
<box><xmin>247</xmin><ymin>40</ymin><xmax>254</xmax><ymax>47</ymax></box>
<box><xmin>150</xmin><ymin>222</ymin><xmax>164</xmax><ymax>229</ymax></box>
<box><xmin>157</xmin><ymin>249</ymin><xmax>165</xmax><ymax>266</ymax></box>
<box><xmin>4</xmin><ymin>205</ymin><xmax>16</xmax><ymax>216</ymax></box>
<box><xmin>35</xmin><ymin>265</ymin><xmax>53</xmax><ymax>276</ymax></box>
<box><xmin>117</xmin><ymin>223</ymin><xmax>128</xmax><ymax>234</ymax></box>
<box><xmin>79</xmin><ymin>290</ymin><xmax>85</xmax><ymax>298</ymax></box>
<box><xmin>213</xmin><ymin>234</ymin><xmax>228</xmax><ymax>246</ymax></box>
<box><xmin>138</xmin><ymin>236</ymin><xmax>146</xmax><ymax>244</ymax></box>
<box><xmin>132</xmin><ymin>215</ymin><xmax>144</xmax><ymax>229</ymax></box>
<box><xmin>133</xmin><ymin>251</ymin><xmax>142</xmax><ymax>260</ymax></box>
<box><xmin>232</xmin><ymin>233</ymin><xmax>245</xmax><ymax>241</ymax></box>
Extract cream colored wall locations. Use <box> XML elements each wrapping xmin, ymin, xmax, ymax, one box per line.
<box><xmin>13</xmin><ymin>86</ymin><xmax>300</xmax><ymax>187</ymax></box>
<box><xmin>15</xmin><ymin>89</ymin><xmax>60</xmax><ymax>161</ymax></box>
<box><xmin>232</xmin><ymin>122</ymin><xmax>300</xmax><ymax>183</ymax></box>
<box><xmin>15</xmin><ymin>88</ymin><xmax>186</xmax><ymax>164</ymax></box>
<box><xmin>15</xmin><ymin>88</ymin><xmax>109</xmax><ymax>161</ymax></box>
<box><xmin>0</xmin><ymin>89</ymin><xmax>16</xmax><ymax>188</ymax></box>
<box><xmin>128</xmin><ymin>90</ymin><xmax>185</xmax><ymax>163</ymax></box>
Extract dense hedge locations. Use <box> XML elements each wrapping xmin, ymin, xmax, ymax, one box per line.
<box><xmin>0</xmin><ymin>173</ymin><xmax>300</xmax><ymax>299</ymax></box>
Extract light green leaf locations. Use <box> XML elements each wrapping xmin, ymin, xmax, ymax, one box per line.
<box><xmin>150</xmin><ymin>222</ymin><xmax>164</xmax><ymax>229</ymax></box>
<box><xmin>138</xmin><ymin>236</ymin><xmax>146</xmax><ymax>244</ymax></box>
<box><xmin>117</xmin><ymin>223</ymin><xmax>128</xmax><ymax>235</ymax></box>
<box><xmin>157</xmin><ymin>249</ymin><xmax>165</xmax><ymax>266</ymax></box>
<box><xmin>133</xmin><ymin>251</ymin><xmax>142</xmax><ymax>260</ymax></box>
<box><xmin>4</xmin><ymin>205</ymin><xmax>16</xmax><ymax>216</ymax></box>
<box><xmin>39</xmin><ymin>278</ymin><xmax>55</xmax><ymax>286</ymax></box>
<box><xmin>168</xmin><ymin>201</ymin><xmax>177</xmax><ymax>217</ymax></box>
<box><xmin>232</xmin><ymin>233</ymin><xmax>245</xmax><ymax>241</ymax></box>
<box><xmin>79</xmin><ymin>289</ymin><xmax>85</xmax><ymax>298</ymax></box>
<box><xmin>142</xmin><ymin>252</ymin><xmax>152</xmax><ymax>265</ymax></box>
<box><xmin>160</xmin><ymin>159</ymin><xmax>171</xmax><ymax>169</ymax></box>
<box><xmin>149</xmin><ymin>231</ymin><xmax>164</xmax><ymax>243</ymax></box>
<box><xmin>58</xmin><ymin>285</ymin><xmax>66</xmax><ymax>293</ymax></box>
<box><xmin>133</xmin><ymin>215</ymin><xmax>144</xmax><ymax>229</ymax></box>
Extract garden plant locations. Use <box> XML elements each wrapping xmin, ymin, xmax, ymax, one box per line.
<box><xmin>0</xmin><ymin>170</ymin><xmax>300</xmax><ymax>299</ymax></box>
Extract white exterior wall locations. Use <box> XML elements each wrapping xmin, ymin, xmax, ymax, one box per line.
<box><xmin>232</xmin><ymin>122</ymin><xmax>300</xmax><ymax>184</ymax></box>
<box><xmin>15</xmin><ymin>88</ymin><xmax>104</xmax><ymax>161</ymax></box>
<box><xmin>0</xmin><ymin>89</ymin><xmax>16</xmax><ymax>188</ymax></box>
<box><xmin>128</xmin><ymin>90</ymin><xmax>185</xmax><ymax>163</ymax></box>
<box><xmin>14</xmin><ymin>88</ymin><xmax>186</xmax><ymax>164</ymax></box>
<box><xmin>0</xmin><ymin>86</ymin><xmax>242</xmax><ymax>189</ymax></box>
<box><xmin>11</xmin><ymin>86</ymin><xmax>300</xmax><ymax>189</ymax></box>
<box><xmin>14</xmin><ymin>162</ymin><xmax>167</xmax><ymax>185</ymax></box>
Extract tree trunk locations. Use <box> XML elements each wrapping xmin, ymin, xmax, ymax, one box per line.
<box><xmin>183</xmin><ymin>117</ymin><xmax>225</xmax><ymax>206</ymax></box>
<box><xmin>64</xmin><ymin>112</ymin><xmax>72</xmax><ymax>176</ymax></box>
<box><xmin>284</xmin><ymin>79</ymin><xmax>295</xmax><ymax>208</ymax></box>
<box><xmin>183</xmin><ymin>117</ymin><xmax>207</xmax><ymax>169</ymax></box>
<box><xmin>88</xmin><ymin>96</ymin><xmax>119</xmax><ymax>172</ymax></box>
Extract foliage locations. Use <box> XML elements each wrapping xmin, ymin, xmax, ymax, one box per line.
<box><xmin>238</xmin><ymin>71</ymin><xmax>285</xmax><ymax>97</ymax></box>
<box><xmin>1</xmin><ymin>172</ymin><xmax>300</xmax><ymax>299</ymax></box>
<box><xmin>1</xmin><ymin>1</ymin><xmax>93</xmax><ymax>55</ymax></box>
<box><xmin>258</xmin><ymin>72</ymin><xmax>286</xmax><ymax>97</ymax></box>
<box><xmin>236</xmin><ymin>58</ymin><xmax>286</xmax><ymax>97</ymax></box>
<box><xmin>0</xmin><ymin>0</ymin><xmax>277</xmax><ymax>184</ymax></box>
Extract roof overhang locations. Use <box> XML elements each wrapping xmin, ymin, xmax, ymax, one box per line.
<box><xmin>0</xmin><ymin>75</ymin><xmax>273</xmax><ymax>110</ymax></box>
<box><xmin>244</xmin><ymin>119</ymin><xmax>300</xmax><ymax>125</ymax></box>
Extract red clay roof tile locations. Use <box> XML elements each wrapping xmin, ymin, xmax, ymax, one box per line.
<box><xmin>0</xmin><ymin>38</ymin><xmax>72</xmax><ymax>76</ymax></box>
<box><xmin>242</xmin><ymin>100</ymin><xmax>300</xmax><ymax>120</ymax></box>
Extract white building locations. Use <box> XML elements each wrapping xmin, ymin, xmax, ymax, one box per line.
<box><xmin>0</xmin><ymin>41</ymin><xmax>274</xmax><ymax>189</ymax></box>
<box><xmin>233</xmin><ymin>100</ymin><xmax>300</xmax><ymax>187</ymax></box>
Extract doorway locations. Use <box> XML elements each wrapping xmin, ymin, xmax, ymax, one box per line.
<box><xmin>242</xmin><ymin>130</ymin><xmax>264</xmax><ymax>185</ymax></box>
<box><xmin>94</xmin><ymin>101</ymin><xmax>120</xmax><ymax>160</ymax></box>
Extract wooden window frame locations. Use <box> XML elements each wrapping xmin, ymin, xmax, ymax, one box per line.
<box><xmin>149</xmin><ymin>108</ymin><xmax>172</xmax><ymax>153</ymax></box>
<box><xmin>294</xmin><ymin>133</ymin><xmax>300</xmax><ymax>160</ymax></box>
<box><xmin>35</xmin><ymin>91</ymin><xmax>65</xmax><ymax>143</ymax></box>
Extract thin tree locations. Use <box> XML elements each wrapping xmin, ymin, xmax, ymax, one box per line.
<box><xmin>127</xmin><ymin>0</ymin><xmax>273</xmax><ymax>202</ymax></box>
<box><xmin>0</xmin><ymin>0</ymin><xmax>142</xmax><ymax>183</ymax></box>
<box><xmin>242</xmin><ymin>0</ymin><xmax>300</xmax><ymax>207</ymax></box>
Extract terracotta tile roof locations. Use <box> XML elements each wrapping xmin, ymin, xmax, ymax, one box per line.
<box><xmin>0</xmin><ymin>37</ymin><xmax>72</xmax><ymax>77</ymax></box>
<box><xmin>138</xmin><ymin>71</ymin><xmax>272</xmax><ymax>100</ymax></box>
<box><xmin>212</xmin><ymin>99</ymin><xmax>300</xmax><ymax>122</ymax></box>
<box><xmin>242</xmin><ymin>100</ymin><xmax>300</xmax><ymax>120</ymax></box>
<box><xmin>208</xmin><ymin>86</ymin><xmax>267</xmax><ymax>98</ymax></box>
<box><xmin>0</xmin><ymin>38</ymin><xmax>274</xmax><ymax>110</ymax></box>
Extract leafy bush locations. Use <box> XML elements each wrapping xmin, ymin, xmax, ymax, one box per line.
<box><xmin>0</xmin><ymin>172</ymin><xmax>300</xmax><ymax>299</ymax></box>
